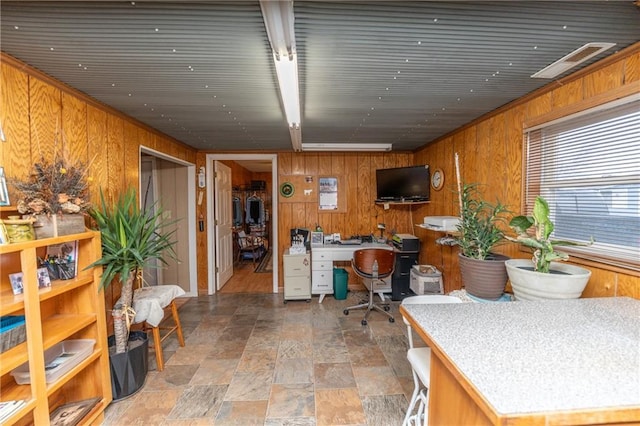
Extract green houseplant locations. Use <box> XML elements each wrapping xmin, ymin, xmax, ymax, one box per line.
<box><xmin>454</xmin><ymin>183</ymin><xmax>511</xmax><ymax>300</ymax></box>
<box><xmin>87</xmin><ymin>187</ymin><xmax>177</xmax><ymax>398</ymax></box>
<box><xmin>89</xmin><ymin>187</ymin><xmax>178</xmax><ymax>352</ymax></box>
<box><xmin>505</xmin><ymin>195</ymin><xmax>593</xmax><ymax>300</ymax></box>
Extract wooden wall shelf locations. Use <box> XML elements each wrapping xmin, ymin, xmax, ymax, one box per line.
<box><xmin>375</xmin><ymin>200</ymin><xmax>430</xmax><ymax>206</ymax></box>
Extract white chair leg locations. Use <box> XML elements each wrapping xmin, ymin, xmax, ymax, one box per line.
<box><xmin>403</xmin><ymin>369</ymin><xmax>423</xmax><ymax>426</ymax></box>
<box><xmin>403</xmin><ymin>379</ymin><xmax>420</xmax><ymax>425</ymax></box>
<box><xmin>417</xmin><ymin>388</ymin><xmax>429</xmax><ymax>426</ymax></box>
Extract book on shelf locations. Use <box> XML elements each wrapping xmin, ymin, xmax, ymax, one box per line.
<box><xmin>50</xmin><ymin>397</ymin><xmax>100</xmax><ymax>426</ymax></box>
<box><xmin>0</xmin><ymin>400</ymin><xmax>26</xmax><ymax>422</ymax></box>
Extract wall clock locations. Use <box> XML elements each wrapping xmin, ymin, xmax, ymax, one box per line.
<box><xmin>279</xmin><ymin>182</ymin><xmax>294</xmax><ymax>198</ymax></box>
<box><xmin>431</xmin><ymin>168</ymin><xmax>444</xmax><ymax>191</ymax></box>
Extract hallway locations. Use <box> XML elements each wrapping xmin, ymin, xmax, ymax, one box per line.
<box><xmin>103</xmin><ymin>291</ymin><xmax>415</xmax><ymax>425</ymax></box>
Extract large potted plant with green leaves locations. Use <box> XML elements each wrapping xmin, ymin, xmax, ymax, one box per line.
<box><xmin>88</xmin><ymin>187</ymin><xmax>177</xmax><ymax>399</ymax></box>
<box><xmin>505</xmin><ymin>196</ymin><xmax>593</xmax><ymax>300</ymax></box>
<box><xmin>454</xmin><ymin>183</ymin><xmax>511</xmax><ymax>300</ymax></box>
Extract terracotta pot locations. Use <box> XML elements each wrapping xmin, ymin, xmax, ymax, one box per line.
<box><xmin>458</xmin><ymin>253</ymin><xmax>509</xmax><ymax>300</ymax></box>
<box><xmin>506</xmin><ymin>259</ymin><xmax>591</xmax><ymax>301</ymax></box>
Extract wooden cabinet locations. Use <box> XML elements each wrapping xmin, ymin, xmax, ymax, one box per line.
<box><xmin>283</xmin><ymin>251</ymin><xmax>311</xmax><ymax>302</ymax></box>
<box><xmin>0</xmin><ymin>230</ymin><xmax>111</xmax><ymax>425</ymax></box>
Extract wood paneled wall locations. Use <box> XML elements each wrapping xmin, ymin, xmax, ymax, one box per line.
<box><xmin>3</xmin><ymin>43</ymin><xmax>638</xmax><ymax>299</ymax></box>
<box><xmin>0</xmin><ymin>54</ymin><xmax>197</xmax><ymax>317</ymax></box>
<box><xmin>413</xmin><ymin>43</ymin><xmax>640</xmax><ymax>298</ymax></box>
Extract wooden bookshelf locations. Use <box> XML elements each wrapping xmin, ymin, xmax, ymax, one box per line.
<box><xmin>0</xmin><ymin>230</ymin><xmax>111</xmax><ymax>425</ymax></box>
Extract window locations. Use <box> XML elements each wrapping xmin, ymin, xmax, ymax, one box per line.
<box><xmin>524</xmin><ymin>94</ymin><xmax>640</xmax><ymax>270</ymax></box>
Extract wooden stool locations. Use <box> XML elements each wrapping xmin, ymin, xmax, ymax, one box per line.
<box><xmin>132</xmin><ymin>285</ymin><xmax>186</xmax><ymax>372</ymax></box>
<box><xmin>142</xmin><ymin>299</ymin><xmax>185</xmax><ymax>371</ymax></box>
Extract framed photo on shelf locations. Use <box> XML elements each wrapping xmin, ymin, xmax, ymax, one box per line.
<box><xmin>37</xmin><ymin>267</ymin><xmax>51</xmax><ymax>288</ymax></box>
<box><xmin>0</xmin><ymin>167</ymin><xmax>9</xmax><ymax>207</ymax></box>
<box><xmin>9</xmin><ymin>272</ymin><xmax>23</xmax><ymax>295</ymax></box>
<box><xmin>49</xmin><ymin>397</ymin><xmax>100</xmax><ymax>426</ymax></box>
<box><xmin>310</xmin><ymin>231</ymin><xmax>324</xmax><ymax>246</ymax></box>
<box><xmin>0</xmin><ymin>222</ymin><xmax>7</xmax><ymax>245</ymax></box>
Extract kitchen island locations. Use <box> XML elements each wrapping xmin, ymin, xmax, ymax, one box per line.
<box><xmin>400</xmin><ymin>297</ymin><xmax>640</xmax><ymax>425</ymax></box>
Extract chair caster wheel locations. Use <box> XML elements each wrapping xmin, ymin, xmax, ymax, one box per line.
<box><xmin>383</xmin><ymin>305</ymin><xmax>390</xmax><ymax>311</ymax></box>
<box><xmin>361</xmin><ymin>319</ymin><xmax>368</xmax><ymax>326</ymax></box>
<box><xmin>388</xmin><ymin>317</ymin><xmax>395</xmax><ymax>323</ymax></box>
<box><xmin>343</xmin><ymin>309</ymin><xmax>349</xmax><ymax>315</ymax></box>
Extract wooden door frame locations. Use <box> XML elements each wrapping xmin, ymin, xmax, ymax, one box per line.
<box><xmin>206</xmin><ymin>153</ymin><xmax>279</xmax><ymax>294</ymax></box>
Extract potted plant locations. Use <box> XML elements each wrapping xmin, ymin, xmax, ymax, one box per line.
<box><xmin>454</xmin><ymin>183</ymin><xmax>511</xmax><ymax>300</ymax></box>
<box><xmin>87</xmin><ymin>187</ymin><xmax>177</xmax><ymax>399</ymax></box>
<box><xmin>505</xmin><ymin>195</ymin><xmax>593</xmax><ymax>300</ymax></box>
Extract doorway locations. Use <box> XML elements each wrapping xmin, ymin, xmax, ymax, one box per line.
<box><xmin>206</xmin><ymin>153</ymin><xmax>279</xmax><ymax>294</ymax></box>
<box><xmin>140</xmin><ymin>147</ymin><xmax>198</xmax><ymax>297</ymax></box>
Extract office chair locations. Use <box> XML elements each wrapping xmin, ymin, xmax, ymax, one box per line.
<box><xmin>401</xmin><ymin>295</ymin><xmax>463</xmax><ymax>426</ymax></box>
<box><xmin>343</xmin><ymin>248</ymin><xmax>395</xmax><ymax>325</ymax></box>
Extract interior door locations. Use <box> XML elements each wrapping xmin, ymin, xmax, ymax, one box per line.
<box><xmin>214</xmin><ymin>161</ymin><xmax>234</xmax><ymax>290</ymax></box>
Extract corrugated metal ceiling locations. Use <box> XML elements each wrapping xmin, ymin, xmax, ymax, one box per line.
<box><xmin>1</xmin><ymin>1</ymin><xmax>639</xmax><ymax>152</ymax></box>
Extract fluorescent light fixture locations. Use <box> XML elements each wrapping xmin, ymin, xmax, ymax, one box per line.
<box><xmin>302</xmin><ymin>143</ymin><xmax>392</xmax><ymax>152</ymax></box>
<box><xmin>274</xmin><ymin>53</ymin><xmax>300</xmax><ymax>126</ymax></box>
<box><xmin>531</xmin><ymin>42</ymin><xmax>616</xmax><ymax>79</ymax></box>
<box><xmin>261</xmin><ymin>0</ymin><xmax>302</xmax><ymax>150</ymax></box>
<box><xmin>290</xmin><ymin>124</ymin><xmax>302</xmax><ymax>152</ymax></box>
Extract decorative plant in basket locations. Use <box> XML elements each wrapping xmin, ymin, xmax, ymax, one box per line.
<box><xmin>87</xmin><ymin>187</ymin><xmax>178</xmax><ymax>354</ymax></box>
<box><xmin>9</xmin><ymin>145</ymin><xmax>92</xmax><ymax>238</ymax></box>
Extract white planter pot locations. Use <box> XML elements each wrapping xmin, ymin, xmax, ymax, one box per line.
<box><xmin>505</xmin><ymin>259</ymin><xmax>591</xmax><ymax>301</ymax></box>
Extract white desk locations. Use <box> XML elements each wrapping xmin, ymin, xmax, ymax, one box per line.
<box><xmin>310</xmin><ymin>242</ymin><xmax>393</xmax><ymax>303</ymax></box>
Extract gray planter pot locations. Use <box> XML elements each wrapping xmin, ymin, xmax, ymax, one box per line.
<box><xmin>505</xmin><ymin>259</ymin><xmax>591</xmax><ymax>301</ymax></box>
<box><xmin>108</xmin><ymin>331</ymin><xmax>149</xmax><ymax>400</ymax></box>
<box><xmin>458</xmin><ymin>253</ymin><xmax>509</xmax><ymax>300</ymax></box>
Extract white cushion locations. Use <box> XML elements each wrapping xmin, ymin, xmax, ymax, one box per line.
<box><xmin>407</xmin><ymin>347</ymin><xmax>431</xmax><ymax>386</ymax></box>
<box><xmin>131</xmin><ymin>284</ymin><xmax>186</xmax><ymax>327</ymax></box>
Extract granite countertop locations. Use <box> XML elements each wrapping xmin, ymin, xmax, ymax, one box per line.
<box><xmin>401</xmin><ymin>297</ymin><xmax>640</xmax><ymax>415</ymax></box>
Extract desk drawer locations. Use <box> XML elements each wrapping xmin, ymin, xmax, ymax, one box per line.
<box><xmin>312</xmin><ymin>260</ymin><xmax>333</xmax><ymax>272</ymax></box>
<box><xmin>312</xmin><ymin>270</ymin><xmax>333</xmax><ymax>293</ymax></box>
<box><xmin>312</xmin><ymin>251</ymin><xmax>332</xmax><ymax>261</ymax></box>
<box><xmin>332</xmin><ymin>251</ymin><xmax>354</xmax><ymax>262</ymax></box>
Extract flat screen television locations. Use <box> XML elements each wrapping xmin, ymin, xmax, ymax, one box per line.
<box><xmin>376</xmin><ymin>165</ymin><xmax>430</xmax><ymax>202</ymax></box>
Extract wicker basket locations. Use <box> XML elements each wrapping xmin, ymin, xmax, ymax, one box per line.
<box><xmin>0</xmin><ymin>316</ymin><xmax>26</xmax><ymax>353</ymax></box>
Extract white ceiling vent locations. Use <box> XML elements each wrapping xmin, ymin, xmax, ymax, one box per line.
<box><xmin>531</xmin><ymin>42</ymin><xmax>616</xmax><ymax>79</ymax></box>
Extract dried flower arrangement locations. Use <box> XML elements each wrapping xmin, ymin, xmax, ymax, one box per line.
<box><xmin>11</xmin><ymin>149</ymin><xmax>92</xmax><ymax>216</ymax></box>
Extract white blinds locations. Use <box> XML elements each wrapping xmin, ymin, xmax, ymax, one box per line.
<box><xmin>523</xmin><ymin>95</ymin><xmax>640</xmax><ymax>270</ymax></box>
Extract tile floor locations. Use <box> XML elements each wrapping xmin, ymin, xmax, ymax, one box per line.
<box><xmin>102</xmin><ymin>291</ymin><xmax>421</xmax><ymax>425</ymax></box>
